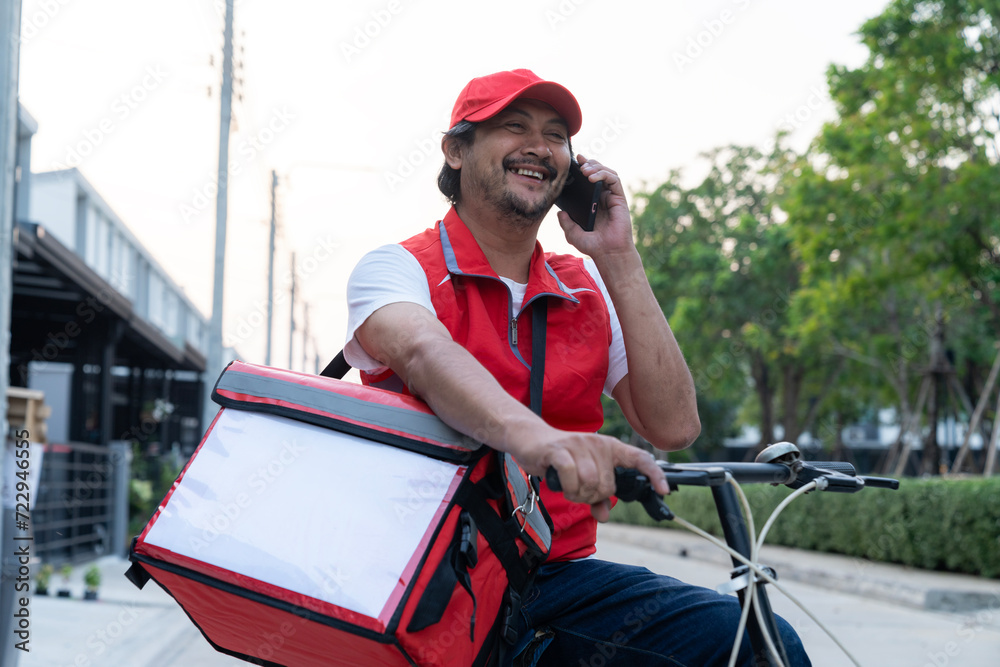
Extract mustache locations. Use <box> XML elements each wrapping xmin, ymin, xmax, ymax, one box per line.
<box><xmin>502</xmin><ymin>157</ymin><xmax>557</xmax><ymax>181</ymax></box>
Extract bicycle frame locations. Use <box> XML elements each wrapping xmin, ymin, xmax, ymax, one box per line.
<box><xmin>546</xmin><ymin>444</ymin><xmax>900</xmax><ymax>667</ymax></box>
<box><xmin>712</xmin><ymin>481</ymin><xmax>790</xmax><ymax>666</ymax></box>
<box><xmin>651</xmin><ymin>456</ymin><xmax>899</xmax><ymax>667</ymax></box>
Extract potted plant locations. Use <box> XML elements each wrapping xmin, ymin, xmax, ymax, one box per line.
<box><xmin>35</xmin><ymin>564</ymin><xmax>53</xmax><ymax>596</ymax></box>
<box><xmin>57</xmin><ymin>564</ymin><xmax>73</xmax><ymax>598</ymax></box>
<box><xmin>84</xmin><ymin>565</ymin><xmax>101</xmax><ymax>601</ymax></box>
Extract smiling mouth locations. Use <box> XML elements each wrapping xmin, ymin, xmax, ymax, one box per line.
<box><xmin>509</xmin><ymin>167</ymin><xmax>547</xmax><ymax>182</ymax></box>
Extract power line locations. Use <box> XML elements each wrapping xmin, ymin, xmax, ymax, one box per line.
<box><xmin>265</xmin><ymin>170</ymin><xmax>277</xmax><ymax>366</ymax></box>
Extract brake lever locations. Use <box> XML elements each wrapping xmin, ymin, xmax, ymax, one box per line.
<box><xmin>859</xmin><ymin>475</ymin><xmax>900</xmax><ymax>490</ymax></box>
<box><xmin>792</xmin><ymin>464</ymin><xmax>864</xmax><ymax>493</ymax></box>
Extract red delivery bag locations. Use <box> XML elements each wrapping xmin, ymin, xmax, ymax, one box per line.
<box><xmin>126</xmin><ymin>361</ymin><xmax>552</xmax><ymax>666</ymax></box>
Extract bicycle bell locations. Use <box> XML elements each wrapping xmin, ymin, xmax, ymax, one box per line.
<box><xmin>755</xmin><ymin>441</ymin><xmax>802</xmax><ymax>465</ymax></box>
<box><xmin>755</xmin><ymin>441</ymin><xmax>803</xmax><ymax>485</ymax></box>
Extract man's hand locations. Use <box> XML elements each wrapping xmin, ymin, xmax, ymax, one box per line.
<box><xmin>504</xmin><ymin>423</ymin><xmax>670</xmax><ymax>522</ymax></box>
<box><xmin>556</xmin><ymin>154</ymin><xmax>636</xmax><ymax>262</ymax></box>
<box><xmin>555</xmin><ymin>155</ymin><xmax>702</xmax><ymax>453</ymax></box>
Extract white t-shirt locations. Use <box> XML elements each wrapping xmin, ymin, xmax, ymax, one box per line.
<box><xmin>344</xmin><ymin>244</ymin><xmax>629</xmax><ymax>397</ymax></box>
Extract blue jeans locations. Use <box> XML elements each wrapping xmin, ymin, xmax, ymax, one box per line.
<box><xmin>507</xmin><ymin>559</ymin><xmax>811</xmax><ymax>667</ymax></box>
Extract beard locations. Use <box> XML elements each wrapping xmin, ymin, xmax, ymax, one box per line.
<box><xmin>467</xmin><ymin>157</ymin><xmax>563</xmax><ymax>229</ymax></box>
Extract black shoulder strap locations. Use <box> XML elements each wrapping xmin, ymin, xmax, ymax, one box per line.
<box><xmin>320</xmin><ymin>349</ymin><xmax>351</xmax><ymax>380</ymax></box>
<box><xmin>529</xmin><ymin>298</ymin><xmax>547</xmax><ymax>416</ymax></box>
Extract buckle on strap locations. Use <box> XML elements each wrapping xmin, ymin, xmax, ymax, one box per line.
<box><xmin>459</xmin><ymin>511</ymin><xmax>479</xmax><ymax>568</ymax></box>
<box><xmin>511</xmin><ymin>483</ymin><xmax>539</xmax><ymax>529</ymax></box>
<box><xmin>501</xmin><ymin>588</ymin><xmax>522</xmax><ymax>645</ymax></box>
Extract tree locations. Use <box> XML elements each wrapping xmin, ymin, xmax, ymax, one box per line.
<box><xmin>632</xmin><ymin>144</ymin><xmax>842</xmax><ymax>452</ymax></box>
<box><xmin>786</xmin><ymin>0</ymin><xmax>1000</xmax><ymax>474</ymax></box>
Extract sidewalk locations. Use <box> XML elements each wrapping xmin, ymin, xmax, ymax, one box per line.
<box><xmin>595</xmin><ymin>524</ymin><xmax>1000</xmax><ymax>666</ymax></box>
<box><xmin>19</xmin><ymin>554</ymin><xmax>242</xmax><ymax>667</ymax></box>
<box><xmin>597</xmin><ymin>523</ymin><xmax>1000</xmax><ymax>613</ymax></box>
<box><xmin>14</xmin><ymin>524</ymin><xmax>1000</xmax><ymax>666</ymax></box>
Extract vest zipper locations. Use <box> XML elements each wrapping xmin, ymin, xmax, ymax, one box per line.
<box><xmin>510</xmin><ymin>316</ymin><xmax>518</xmax><ymax>346</ymax></box>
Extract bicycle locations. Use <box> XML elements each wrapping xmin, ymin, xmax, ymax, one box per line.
<box><xmin>546</xmin><ymin>441</ymin><xmax>900</xmax><ymax>667</ymax></box>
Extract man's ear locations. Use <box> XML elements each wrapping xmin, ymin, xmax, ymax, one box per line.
<box><xmin>442</xmin><ymin>136</ymin><xmax>463</xmax><ymax>170</ymax></box>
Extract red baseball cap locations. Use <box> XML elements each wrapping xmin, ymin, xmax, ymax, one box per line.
<box><xmin>449</xmin><ymin>69</ymin><xmax>582</xmax><ymax>136</ymax></box>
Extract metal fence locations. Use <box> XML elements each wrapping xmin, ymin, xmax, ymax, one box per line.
<box><xmin>32</xmin><ymin>440</ymin><xmax>129</xmax><ymax>563</ymax></box>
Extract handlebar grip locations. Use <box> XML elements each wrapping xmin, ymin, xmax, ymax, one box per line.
<box><xmin>805</xmin><ymin>461</ymin><xmax>857</xmax><ymax>477</ymax></box>
<box><xmin>544</xmin><ymin>466</ymin><xmax>649</xmax><ymax>501</ymax></box>
<box><xmin>544</xmin><ymin>466</ymin><xmax>562</xmax><ymax>492</ymax></box>
<box><xmin>545</xmin><ymin>466</ymin><xmax>673</xmax><ymax>522</ymax></box>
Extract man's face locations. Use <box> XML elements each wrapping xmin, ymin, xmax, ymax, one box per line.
<box><xmin>451</xmin><ymin>99</ymin><xmax>572</xmax><ymax>227</ymax></box>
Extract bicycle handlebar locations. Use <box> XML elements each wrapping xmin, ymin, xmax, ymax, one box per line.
<box><xmin>542</xmin><ymin>447</ymin><xmax>900</xmax><ymax>667</ymax></box>
<box><xmin>543</xmin><ymin>456</ymin><xmax>899</xmax><ymax>523</ymax></box>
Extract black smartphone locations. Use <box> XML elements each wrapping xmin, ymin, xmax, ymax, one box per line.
<box><xmin>555</xmin><ymin>160</ymin><xmax>603</xmax><ymax>232</ymax></box>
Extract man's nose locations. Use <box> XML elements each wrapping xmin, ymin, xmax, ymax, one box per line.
<box><xmin>520</xmin><ymin>129</ymin><xmax>552</xmax><ymax>159</ymax></box>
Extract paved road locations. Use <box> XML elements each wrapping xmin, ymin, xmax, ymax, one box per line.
<box><xmin>595</xmin><ymin>525</ymin><xmax>1000</xmax><ymax>667</ymax></box>
<box><xmin>15</xmin><ymin>523</ymin><xmax>1000</xmax><ymax>666</ymax></box>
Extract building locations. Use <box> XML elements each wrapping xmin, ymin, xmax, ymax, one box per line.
<box><xmin>9</xmin><ymin>103</ymin><xmax>233</xmax><ymax>561</ymax></box>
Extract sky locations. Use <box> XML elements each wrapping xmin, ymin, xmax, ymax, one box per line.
<box><xmin>17</xmin><ymin>0</ymin><xmax>892</xmax><ymax>373</ymax></box>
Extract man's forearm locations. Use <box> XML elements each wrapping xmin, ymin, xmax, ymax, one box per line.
<box><xmin>401</xmin><ymin>336</ymin><xmax>552</xmax><ymax>456</ymax></box>
<box><xmin>595</xmin><ymin>248</ymin><xmax>700</xmax><ymax>449</ymax></box>
<box><xmin>399</xmin><ymin>334</ymin><xmax>671</xmax><ymax>507</ymax></box>
<box><xmin>356</xmin><ymin>301</ymin><xmax>671</xmax><ymax>506</ymax></box>
<box><xmin>357</xmin><ymin>303</ymin><xmax>554</xmax><ymax>466</ymax></box>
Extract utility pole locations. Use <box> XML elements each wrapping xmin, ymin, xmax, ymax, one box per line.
<box><xmin>265</xmin><ymin>170</ymin><xmax>277</xmax><ymax>367</ymax></box>
<box><xmin>288</xmin><ymin>251</ymin><xmax>296</xmax><ymax>371</ymax></box>
<box><xmin>302</xmin><ymin>302</ymin><xmax>310</xmax><ymax>372</ymax></box>
<box><xmin>202</xmin><ymin>0</ymin><xmax>235</xmax><ymax>430</ymax></box>
<box><xmin>1</xmin><ymin>7</ymin><xmax>22</xmax><ymax>665</ymax></box>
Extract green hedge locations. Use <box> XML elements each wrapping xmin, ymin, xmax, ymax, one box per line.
<box><xmin>609</xmin><ymin>476</ymin><xmax>1000</xmax><ymax>578</ymax></box>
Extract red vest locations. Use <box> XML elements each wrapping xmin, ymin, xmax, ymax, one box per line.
<box><xmin>362</xmin><ymin>208</ymin><xmax>613</xmax><ymax>561</ymax></box>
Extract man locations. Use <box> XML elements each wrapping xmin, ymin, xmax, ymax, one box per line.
<box><xmin>344</xmin><ymin>69</ymin><xmax>809</xmax><ymax>666</ymax></box>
